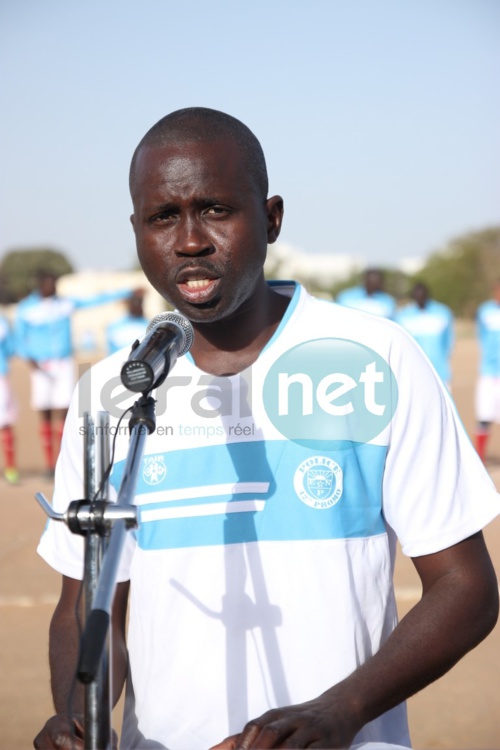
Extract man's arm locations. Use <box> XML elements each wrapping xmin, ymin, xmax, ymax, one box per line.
<box><xmin>72</xmin><ymin>288</ymin><xmax>141</xmax><ymax>311</ymax></box>
<box><xmin>34</xmin><ymin>576</ymin><xmax>130</xmax><ymax>749</ymax></box>
<box><xmin>212</xmin><ymin>532</ymin><xmax>498</xmax><ymax>749</ymax></box>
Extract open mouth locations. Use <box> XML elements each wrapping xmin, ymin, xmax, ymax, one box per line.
<box><xmin>177</xmin><ymin>276</ymin><xmax>221</xmax><ymax>304</ymax></box>
<box><xmin>185</xmin><ymin>279</ymin><xmax>213</xmax><ymax>290</ymax></box>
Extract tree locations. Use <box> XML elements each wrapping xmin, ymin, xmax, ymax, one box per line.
<box><xmin>410</xmin><ymin>227</ymin><xmax>500</xmax><ymax>317</ymax></box>
<box><xmin>0</xmin><ymin>247</ymin><xmax>74</xmax><ymax>303</ymax></box>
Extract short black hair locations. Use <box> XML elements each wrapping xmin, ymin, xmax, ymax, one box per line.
<box><xmin>412</xmin><ymin>282</ymin><xmax>428</xmax><ymax>294</ymax></box>
<box><xmin>365</xmin><ymin>268</ymin><xmax>384</xmax><ymax>279</ymax></box>
<box><xmin>129</xmin><ymin>107</ymin><xmax>268</xmax><ymax>200</ymax></box>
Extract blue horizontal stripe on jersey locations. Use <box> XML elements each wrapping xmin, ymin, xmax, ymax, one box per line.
<box><xmin>110</xmin><ymin>439</ymin><xmax>388</xmax><ymax>550</ymax></box>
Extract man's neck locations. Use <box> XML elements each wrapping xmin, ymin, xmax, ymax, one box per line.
<box><xmin>189</xmin><ymin>285</ymin><xmax>290</xmax><ymax>376</ymax></box>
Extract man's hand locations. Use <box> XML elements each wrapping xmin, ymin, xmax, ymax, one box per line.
<box><xmin>28</xmin><ymin>358</ymin><xmax>43</xmax><ymax>371</ymax></box>
<box><xmin>210</xmin><ymin>693</ymin><xmax>358</xmax><ymax>749</ymax></box>
<box><xmin>33</xmin><ymin>714</ymin><xmax>84</xmax><ymax>749</ymax></box>
<box><xmin>33</xmin><ymin>714</ymin><xmax>118</xmax><ymax>750</ymax></box>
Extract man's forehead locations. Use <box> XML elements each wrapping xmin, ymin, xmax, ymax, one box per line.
<box><xmin>132</xmin><ymin>138</ymin><xmax>255</xmax><ymax>200</ymax></box>
<box><xmin>136</xmin><ymin>137</ymin><xmax>242</xmax><ymax>171</ymax></box>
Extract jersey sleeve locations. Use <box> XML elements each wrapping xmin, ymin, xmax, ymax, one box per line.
<box><xmin>14</xmin><ymin>304</ymin><xmax>29</xmax><ymax>359</ymax></box>
<box><xmin>381</xmin><ymin>325</ymin><xmax>499</xmax><ymax>557</ymax></box>
<box><xmin>0</xmin><ymin>318</ymin><xmax>14</xmax><ymax>358</ymax></box>
<box><xmin>37</xmin><ymin>369</ymin><xmax>136</xmax><ymax>581</ymax></box>
<box><xmin>72</xmin><ymin>289</ymin><xmax>132</xmax><ymax>310</ymax></box>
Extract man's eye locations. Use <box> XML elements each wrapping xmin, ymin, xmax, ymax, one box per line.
<box><xmin>152</xmin><ymin>211</ymin><xmax>175</xmax><ymax>223</ymax></box>
<box><xmin>205</xmin><ymin>206</ymin><xmax>227</xmax><ymax>215</ymax></box>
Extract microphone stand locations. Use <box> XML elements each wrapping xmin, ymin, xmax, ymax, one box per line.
<box><xmin>36</xmin><ymin>394</ymin><xmax>156</xmax><ymax>750</ymax></box>
<box><xmin>84</xmin><ymin>410</ymin><xmax>110</xmax><ymax>750</ymax></box>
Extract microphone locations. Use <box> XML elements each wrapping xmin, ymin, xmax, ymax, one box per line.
<box><xmin>120</xmin><ymin>312</ymin><xmax>194</xmax><ymax>393</ymax></box>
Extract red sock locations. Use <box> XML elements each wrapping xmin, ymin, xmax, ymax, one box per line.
<box><xmin>54</xmin><ymin>422</ymin><xmax>64</xmax><ymax>464</ymax></box>
<box><xmin>40</xmin><ymin>420</ymin><xmax>54</xmax><ymax>470</ymax></box>
<box><xmin>1</xmin><ymin>426</ymin><xmax>16</xmax><ymax>469</ymax></box>
<box><xmin>475</xmin><ymin>431</ymin><xmax>489</xmax><ymax>462</ymax></box>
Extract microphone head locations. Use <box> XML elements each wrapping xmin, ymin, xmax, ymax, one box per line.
<box><xmin>120</xmin><ymin>311</ymin><xmax>194</xmax><ymax>393</ymax></box>
<box><xmin>146</xmin><ymin>311</ymin><xmax>194</xmax><ymax>356</ymax></box>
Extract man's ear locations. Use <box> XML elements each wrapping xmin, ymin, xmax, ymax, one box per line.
<box><xmin>266</xmin><ymin>195</ymin><xmax>284</xmax><ymax>244</ymax></box>
<box><xmin>130</xmin><ymin>214</ymin><xmax>135</xmax><ymax>229</ymax></box>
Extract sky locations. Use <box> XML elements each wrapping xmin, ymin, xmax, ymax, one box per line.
<box><xmin>1</xmin><ymin>0</ymin><xmax>499</xmax><ymax>273</ymax></box>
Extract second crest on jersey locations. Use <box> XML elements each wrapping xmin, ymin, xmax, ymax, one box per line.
<box><xmin>293</xmin><ymin>456</ymin><xmax>343</xmax><ymax>509</ymax></box>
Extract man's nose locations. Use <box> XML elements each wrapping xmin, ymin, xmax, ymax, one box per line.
<box><xmin>175</xmin><ymin>217</ymin><xmax>214</xmax><ymax>257</ymax></box>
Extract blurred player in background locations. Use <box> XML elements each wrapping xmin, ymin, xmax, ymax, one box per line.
<box><xmin>395</xmin><ymin>282</ymin><xmax>454</xmax><ymax>388</ymax></box>
<box><xmin>106</xmin><ymin>289</ymin><xmax>148</xmax><ymax>355</ymax></box>
<box><xmin>15</xmin><ymin>270</ymin><xmax>133</xmax><ymax>475</ymax></box>
<box><xmin>0</xmin><ymin>312</ymin><xmax>18</xmax><ymax>483</ymax></box>
<box><xmin>336</xmin><ymin>268</ymin><xmax>396</xmax><ymax>319</ymax></box>
<box><xmin>475</xmin><ymin>280</ymin><xmax>500</xmax><ymax>462</ymax></box>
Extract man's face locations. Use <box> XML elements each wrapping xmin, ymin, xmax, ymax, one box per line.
<box><xmin>128</xmin><ymin>295</ymin><xmax>144</xmax><ymax>318</ymax></box>
<box><xmin>130</xmin><ymin>138</ymin><xmax>283</xmax><ymax>324</ymax></box>
<box><xmin>365</xmin><ymin>271</ymin><xmax>383</xmax><ymax>295</ymax></box>
<box><xmin>38</xmin><ymin>275</ymin><xmax>57</xmax><ymax>298</ymax></box>
<box><xmin>412</xmin><ymin>285</ymin><xmax>428</xmax><ymax>307</ymax></box>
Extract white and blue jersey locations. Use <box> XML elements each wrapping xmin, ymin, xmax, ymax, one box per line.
<box><xmin>395</xmin><ymin>300</ymin><xmax>454</xmax><ymax>383</ymax></box>
<box><xmin>38</xmin><ymin>283</ymin><xmax>499</xmax><ymax>750</ymax></box>
<box><xmin>336</xmin><ymin>286</ymin><xmax>396</xmax><ymax>319</ymax></box>
<box><xmin>0</xmin><ymin>315</ymin><xmax>14</xmax><ymax>376</ymax></box>
<box><xmin>15</xmin><ymin>289</ymin><xmax>131</xmax><ymax>362</ymax></box>
<box><xmin>476</xmin><ymin>300</ymin><xmax>500</xmax><ymax>377</ymax></box>
<box><xmin>106</xmin><ymin>314</ymin><xmax>149</xmax><ymax>355</ymax></box>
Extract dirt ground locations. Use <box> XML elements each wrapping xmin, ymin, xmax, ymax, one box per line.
<box><xmin>1</xmin><ymin>335</ymin><xmax>500</xmax><ymax>749</ymax></box>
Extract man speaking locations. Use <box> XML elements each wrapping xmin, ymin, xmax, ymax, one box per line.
<box><xmin>35</xmin><ymin>108</ymin><xmax>499</xmax><ymax>749</ymax></box>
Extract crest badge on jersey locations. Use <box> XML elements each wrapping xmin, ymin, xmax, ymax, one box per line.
<box><xmin>293</xmin><ymin>456</ymin><xmax>343</xmax><ymax>509</ymax></box>
<box><xmin>143</xmin><ymin>455</ymin><xmax>167</xmax><ymax>486</ymax></box>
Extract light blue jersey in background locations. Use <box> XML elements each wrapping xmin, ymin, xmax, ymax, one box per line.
<box><xmin>396</xmin><ymin>300</ymin><xmax>454</xmax><ymax>383</ymax></box>
<box><xmin>15</xmin><ymin>289</ymin><xmax>132</xmax><ymax>362</ymax></box>
<box><xmin>476</xmin><ymin>300</ymin><xmax>500</xmax><ymax>377</ymax></box>
<box><xmin>336</xmin><ymin>286</ymin><xmax>396</xmax><ymax>319</ymax></box>
<box><xmin>0</xmin><ymin>315</ymin><xmax>14</xmax><ymax>376</ymax></box>
<box><xmin>106</xmin><ymin>314</ymin><xmax>149</xmax><ymax>355</ymax></box>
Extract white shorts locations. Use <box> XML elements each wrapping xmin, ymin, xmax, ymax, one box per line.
<box><xmin>30</xmin><ymin>358</ymin><xmax>75</xmax><ymax>411</ymax></box>
<box><xmin>475</xmin><ymin>375</ymin><xmax>500</xmax><ymax>423</ymax></box>
<box><xmin>0</xmin><ymin>375</ymin><xmax>17</xmax><ymax>428</ymax></box>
